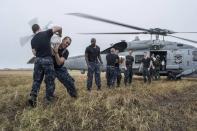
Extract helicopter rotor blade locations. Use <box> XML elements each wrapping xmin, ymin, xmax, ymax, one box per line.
<box><xmin>67</xmin><ymin>13</ymin><xmax>150</xmax><ymax>32</ymax></box>
<box><xmin>43</xmin><ymin>20</ymin><xmax>53</xmax><ymax>30</ymax></box>
<box><xmin>21</xmin><ymin>19</ymin><xmax>53</xmax><ymax>47</ymax></box>
<box><xmin>168</xmin><ymin>35</ymin><xmax>197</xmax><ymax>44</ymax></box>
<box><xmin>28</xmin><ymin>17</ymin><xmax>38</xmax><ymax>26</ymax></box>
<box><xmin>19</xmin><ymin>35</ymin><xmax>34</xmax><ymax>47</ymax></box>
<box><xmin>27</xmin><ymin>56</ymin><xmax>36</xmax><ymax>64</ymax></box>
<box><xmin>172</xmin><ymin>32</ymin><xmax>197</xmax><ymax>34</ymax></box>
<box><xmin>78</xmin><ymin>32</ymin><xmax>149</xmax><ymax>35</ymax></box>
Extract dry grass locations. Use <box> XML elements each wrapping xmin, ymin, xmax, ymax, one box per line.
<box><xmin>0</xmin><ymin>70</ymin><xmax>197</xmax><ymax>131</ymax></box>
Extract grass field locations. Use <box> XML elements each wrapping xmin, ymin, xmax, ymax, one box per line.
<box><xmin>0</xmin><ymin>70</ymin><xmax>197</xmax><ymax>131</ymax></box>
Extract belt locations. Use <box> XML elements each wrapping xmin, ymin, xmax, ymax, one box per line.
<box><xmin>36</xmin><ymin>56</ymin><xmax>52</xmax><ymax>60</ymax></box>
<box><xmin>89</xmin><ymin>60</ymin><xmax>98</xmax><ymax>62</ymax></box>
<box><xmin>106</xmin><ymin>65</ymin><xmax>115</xmax><ymax>68</ymax></box>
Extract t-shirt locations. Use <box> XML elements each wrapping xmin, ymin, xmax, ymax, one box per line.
<box><xmin>53</xmin><ymin>48</ymin><xmax>69</xmax><ymax>69</ymax></box>
<box><xmin>85</xmin><ymin>45</ymin><xmax>100</xmax><ymax>62</ymax></box>
<box><xmin>125</xmin><ymin>55</ymin><xmax>134</xmax><ymax>67</ymax></box>
<box><xmin>106</xmin><ymin>53</ymin><xmax>119</xmax><ymax>66</ymax></box>
<box><xmin>142</xmin><ymin>57</ymin><xmax>151</xmax><ymax>68</ymax></box>
<box><xmin>31</xmin><ymin>29</ymin><xmax>53</xmax><ymax>57</ymax></box>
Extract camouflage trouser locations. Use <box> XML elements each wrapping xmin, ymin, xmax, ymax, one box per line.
<box><xmin>106</xmin><ymin>66</ymin><xmax>117</xmax><ymax>87</ymax></box>
<box><xmin>124</xmin><ymin>66</ymin><xmax>133</xmax><ymax>85</ymax></box>
<box><xmin>30</xmin><ymin>57</ymin><xmax>55</xmax><ymax>99</ymax></box>
<box><xmin>115</xmin><ymin>67</ymin><xmax>122</xmax><ymax>87</ymax></box>
<box><xmin>155</xmin><ymin>67</ymin><xmax>160</xmax><ymax>80</ymax></box>
<box><xmin>55</xmin><ymin>67</ymin><xmax>77</xmax><ymax>97</ymax></box>
<box><xmin>142</xmin><ymin>68</ymin><xmax>151</xmax><ymax>83</ymax></box>
<box><xmin>87</xmin><ymin>62</ymin><xmax>101</xmax><ymax>90</ymax></box>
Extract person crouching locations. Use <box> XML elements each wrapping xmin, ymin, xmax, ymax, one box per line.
<box><xmin>52</xmin><ymin>36</ymin><xmax>77</xmax><ymax>98</ymax></box>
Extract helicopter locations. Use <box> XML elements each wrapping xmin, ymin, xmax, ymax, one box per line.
<box><xmin>27</xmin><ymin>13</ymin><xmax>197</xmax><ymax>79</ymax></box>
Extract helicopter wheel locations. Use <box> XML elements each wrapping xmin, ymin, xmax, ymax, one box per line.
<box><xmin>167</xmin><ymin>71</ymin><xmax>181</xmax><ymax>80</ymax></box>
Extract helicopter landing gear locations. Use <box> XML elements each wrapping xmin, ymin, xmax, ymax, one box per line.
<box><xmin>167</xmin><ymin>71</ymin><xmax>181</xmax><ymax>80</ymax></box>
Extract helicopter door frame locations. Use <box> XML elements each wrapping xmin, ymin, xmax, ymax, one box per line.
<box><xmin>150</xmin><ymin>50</ymin><xmax>167</xmax><ymax>71</ymax></box>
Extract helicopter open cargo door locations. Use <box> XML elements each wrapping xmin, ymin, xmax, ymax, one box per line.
<box><xmin>150</xmin><ymin>51</ymin><xmax>167</xmax><ymax>71</ymax></box>
<box><xmin>132</xmin><ymin>50</ymin><xmax>147</xmax><ymax>75</ymax></box>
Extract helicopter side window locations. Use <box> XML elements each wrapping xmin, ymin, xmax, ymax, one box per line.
<box><xmin>135</xmin><ymin>55</ymin><xmax>144</xmax><ymax>64</ymax></box>
<box><xmin>192</xmin><ymin>51</ymin><xmax>197</xmax><ymax>61</ymax></box>
<box><xmin>177</xmin><ymin>44</ymin><xmax>183</xmax><ymax>47</ymax></box>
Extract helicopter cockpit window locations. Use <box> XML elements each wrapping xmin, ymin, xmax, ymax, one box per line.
<box><xmin>135</xmin><ymin>55</ymin><xmax>144</xmax><ymax>64</ymax></box>
<box><xmin>192</xmin><ymin>51</ymin><xmax>197</xmax><ymax>61</ymax></box>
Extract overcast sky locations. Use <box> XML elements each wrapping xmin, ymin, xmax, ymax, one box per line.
<box><xmin>0</xmin><ymin>0</ymin><xmax>197</xmax><ymax>69</ymax></box>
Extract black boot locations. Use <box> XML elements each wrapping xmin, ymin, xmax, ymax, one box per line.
<box><xmin>28</xmin><ymin>94</ymin><xmax>37</xmax><ymax>107</ymax></box>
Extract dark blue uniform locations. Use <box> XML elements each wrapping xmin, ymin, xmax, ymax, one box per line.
<box><xmin>85</xmin><ymin>45</ymin><xmax>101</xmax><ymax>90</ymax></box>
<box><xmin>141</xmin><ymin>57</ymin><xmax>151</xmax><ymax>83</ymax></box>
<box><xmin>106</xmin><ymin>53</ymin><xmax>119</xmax><ymax>87</ymax></box>
<box><xmin>30</xmin><ymin>29</ymin><xmax>55</xmax><ymax>105</ymax></box>
<box><xmin>115</xmin><ymin>56</ymin><xmax>121</xmax><ymax>87</ymax></box>
<box><xmin>53</xmin><ymin>48</ymin><xmax>77</xmax><ymax>97</ymax></box>
<box><xmin>124</xmin><ymin>55</ymin><xmax>134</xmax><ymax>86</ymax></box>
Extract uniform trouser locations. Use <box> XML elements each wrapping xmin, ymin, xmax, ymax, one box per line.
<box><xmin>106</xmin><ymin>66</ymin><xmax>117</xmax><ymax>87</ymax></box>
<box><xmin>142</xmin><ymin>68</ymin><xmax>151</xmax><ymax>83</ymax></box>
<box><xmin>55</xmin><ymin>67</ymin><xmax>77</xmax><ymax>97</ymax></box>
<box><xmin>155</xmin><ymin>67</ymin><xmax>160</xmax><ymax>80</ymax></box>
<box><xmin>115</xmin><ymin>67</ymin><xmax>122</xmax><ymax>86</ymax></box>
<box><xmin>150</xmin><ymin>68</ymin><xmax>156</xmax><ymax>79</ymax></box>
<box><xmin>87</xmin><ymin>62</ymin><xmax>101</xmax><ymax>90</ymax></box>
<box><xmin>30</xmin><ymin>57</ymin><xmax>55</xmax><ymax>100</ymax></box>
<box><xmin>124</xmin><ymin>66</ymin><xmax>133</xmax><ymax>85</ymax></box>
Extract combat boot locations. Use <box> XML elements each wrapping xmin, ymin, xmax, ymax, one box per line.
<box><xmin>28</xmin><ymin>95</ymin><xmax>37</xmax><ymax>107</ymax></box>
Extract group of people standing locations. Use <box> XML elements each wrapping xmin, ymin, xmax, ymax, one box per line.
<box><xmin>28</xmin><ymin>24</ymin><xmax>162</xmax><ymax>107</ymax></box>
<box><xmin>85</xmin><ymin>40</ymin><xmax>163</xmax><ymax>90</ymax></box>
<box><xmin>84</xmin><ymin>39</ymin><xmax>134</xmax><ymax>90</ymax></box>
<box><xmin>105</xmin><ymin>48</ymin><xmax>134</xmax><ymax>88</ymax></box>
<box><xmin>85</xmin><ymin>38</ymin><xmax>134</xmax><ymax>91</ymax></box>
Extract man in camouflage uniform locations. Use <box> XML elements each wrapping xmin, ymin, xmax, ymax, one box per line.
<box><xmin>28</xmin><ymin>24</ymin><xmax>62</xmax><ymax>107</ymax></box>
<box><xmin>124</xmin><ymin>49</ymin><xmax>134</xmax><ymax>86</ymax></box>
<box><xmin>85</xmin><ymin>38</ymin><xmax>103</xmax><ymax>91</ymax></box>
<box><xmin>154</xmin><ymin>55</ymin><xmax>161</xmax><ymax>80</ymax></box>
<box><xmin>52</xmin><ymin>36</ymin><xmax>77</xmax><ymax>98</ymax></box>
<box><xmin>106</xmin><ymin>48</ymin><xmax>119</xmax><ymax>88</ymax></box>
